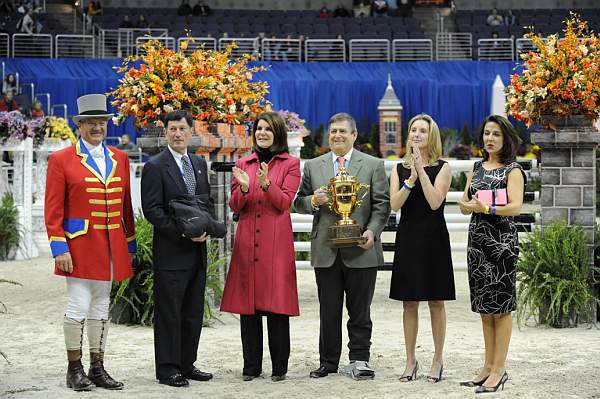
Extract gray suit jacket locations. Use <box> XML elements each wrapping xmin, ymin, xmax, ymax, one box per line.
<box><xmin>294</xmin><ymin>150</ymin><xmax>390</xmax><ymax>268</ymax></box>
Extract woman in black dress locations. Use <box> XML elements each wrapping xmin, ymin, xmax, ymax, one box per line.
<box><xmin>458</xmin><ymin>115</ymin><xmax>524</xmax><ymax>394</ymax></box>
<box><xmin>389</xmin><ymin>114</ymin><xmax>455</xmax><ymax>383</ymax></box>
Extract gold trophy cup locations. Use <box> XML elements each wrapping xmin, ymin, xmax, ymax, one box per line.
<box><xmin>323</xmin><ymin>164</ymin><xmax>370</xmax><ymax>248</ymax></box>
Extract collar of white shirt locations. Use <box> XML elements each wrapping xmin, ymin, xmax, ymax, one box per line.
<box><xmin>331</xmin><ymin>147</ymin><xmax>353</xmax><ymax>166</ymax></box>
<box><xmin>82</xmin><ymin>139</ymin><xmax>104</xmax><ymax>158</ymax></box>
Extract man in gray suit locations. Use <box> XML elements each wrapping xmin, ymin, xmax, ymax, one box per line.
<box><xmin>294</xmin><ymin>113</ymin><xmax>390</xmax><ymax>380</ymax></box>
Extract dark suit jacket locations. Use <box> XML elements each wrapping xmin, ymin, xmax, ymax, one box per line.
<box><xmin>141</xmin><ymin>148</ymin><xmax>210</xmax><ymax>270</ymax></box>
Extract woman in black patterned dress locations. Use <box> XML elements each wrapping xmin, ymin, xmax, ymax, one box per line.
<box><xmin>389</xmin><ymin>114</ymin><xmax>455</xmax><ymax>383</ymax></box>
<box><xmin>458</xmin><ymin>115</ymin><xmax>525</xmax><ymax>394</ymax></box>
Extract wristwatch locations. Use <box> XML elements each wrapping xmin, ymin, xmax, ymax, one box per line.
<box><xmin>262</xmin><ymin>180</ymin><xmax>271</xmax><ymax>191</ymax></box>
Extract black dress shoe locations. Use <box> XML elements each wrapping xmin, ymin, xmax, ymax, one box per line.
<box><xmin>243</xmin><ymin>374</ymin><xmax>260</xmax><ymax>381</ymax></box>
<box><xmin>271</xmin><ymin>374</ymin><xmax>286</xmax><ymax>382</ymax></box>
<box><xmin>183</xmin><ymin>367</ymin><xmax>213</xmax><ymax>381</ymax></box>
<box><xmin>309</xmin><ymin>366</ymin><xmax>337</xmax><ymax>378</ymax></box>
<box><xmin>159</xmin><ymin>373</ymin><xmax>189</xmax><ymax>387</ymax></box>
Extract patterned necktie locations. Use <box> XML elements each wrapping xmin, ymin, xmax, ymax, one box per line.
<box><xmin>181</xmin><ymin>155</ymin><xmax>196</xmax><ymax>195</ymax></box>
<box><xmin>337</xmin><ymin>156</ymin><xmax>346</xmax><ymax>174</ymax></box>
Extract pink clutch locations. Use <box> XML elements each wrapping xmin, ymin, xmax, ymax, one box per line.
<box><xmin>477</xmin><ymin>188</ymin><xmax>508</xmax><ymax>206</ymax></box>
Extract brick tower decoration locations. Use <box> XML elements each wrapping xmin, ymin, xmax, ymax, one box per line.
<box><xmin>378</xmin><ymin>74</ymin><xmax>403</xmax><ymax>157</ymax></box>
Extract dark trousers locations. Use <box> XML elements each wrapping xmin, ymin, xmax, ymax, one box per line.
<box><xmin>314</xmin><ymin>253</ymin><xmax>377</xmax><ymax>370</ymax></box>
<box><xmin>153</xmin><ymin>264</ymin><xmax>206</xmax><ymax>380</ymax></box>
<box><xmin>240</xmin><ymin>311</ymin><xmax>290</xmax><ymax>377</ymax></box>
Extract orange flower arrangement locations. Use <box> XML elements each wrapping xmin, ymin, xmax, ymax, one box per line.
<box><xmin>109</xmin><ymin>39</ymin><xmax>271</xmax><ymax>128</ymax></box>
<box><xmin>506</xmin><ymin>14</ymin><xmax>600</xmax><ymax>127</ymax></box>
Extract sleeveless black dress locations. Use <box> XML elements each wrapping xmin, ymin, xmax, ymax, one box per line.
<box><xmin>467</xmin><ymin>160</ymin><xmax>524</xmax><ymax>314</ymax></box>
<box><xmin>389</xmin><ymin>161</ymin><xmax>456</xmax><ymax>301</ymax></box>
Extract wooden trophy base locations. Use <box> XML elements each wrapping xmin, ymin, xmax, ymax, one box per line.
<box><xmin>328</xmin><ymin>224</ymin><xmax>367</xmax><ymax>248</ymax></box>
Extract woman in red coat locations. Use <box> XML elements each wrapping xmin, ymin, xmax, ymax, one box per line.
<box><xmin>220</xmin><ymin>111</ymin><xmax>300</xmax><ymax>382</ymax></box>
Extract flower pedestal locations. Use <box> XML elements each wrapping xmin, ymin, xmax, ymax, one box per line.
<box><xmin>532</xmin><ymin>118</ymin><xmax>599</xmax><ymax>323</ymax></box>
<box><xmin>531</xmin><ymin>118</ymin><xmax>598</xmax><ymax>245</ymax></box>
<box><xmin>287</xmin><ymin>131</ymin><xmax>304</xmax><ymax>159</ymax></box>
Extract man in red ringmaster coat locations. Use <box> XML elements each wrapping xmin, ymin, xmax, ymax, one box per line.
<box><xmin>44</xmin><ymin>94</ymin><xmax>136</xmax><ymax>392</ymax></box>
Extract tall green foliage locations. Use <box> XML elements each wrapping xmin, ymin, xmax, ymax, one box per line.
<box><xmin>110</xmin><ymin>213</ymin><xmax>226</xmax><ymax>327</ymax></box>
<box><xmin>369</xmin><ymin>123</ymin><xmax>382</xmax><ymax>158</ymax></box>
<box><xmin>0</xmin><ymin>193</ymin><xmax>20</xmax><ymax>260</ymax></box>
<box><xmin>460</xmin><ymin>122</ymin><xmax>471</xmax><ymax>145</ymax></box>
<box><xmin>517</xmin><ymin>221</ymin><xmax>600</xmax><ymax>328</ymax></box>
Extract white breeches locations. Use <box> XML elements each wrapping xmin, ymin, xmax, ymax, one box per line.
<box><xmin>65</xmin><ymin>277</ymin><xmax>112</xmax><ymax>321</ymax></box>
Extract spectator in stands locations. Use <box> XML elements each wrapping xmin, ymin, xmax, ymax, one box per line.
<box><xmin>177</xmin><ymin>0</ymin><xmax>192</xmax><ymax>16</ymax></box>
<box><xmin>333</xmin><ymin>4</ymin><xmax>350</xmax><ymax>18</ymax></box>
<box><xmin>353</xmin><ymin>0</ymin><xmax>371</xmax><ymax>17</ymax></box>
<box><xmin>85</xmin><ymin>1</ymin><xmax>99</xmax><ymax>32</ymax></box>
<box><xmin>136</xmin><ymin>15</ymin><xmax>151</xmax><ymax>29</ymax></box>
<box><xmin>0</xmin><ymin>0</ymin><xmax>16</xmax><ymax>13</ymax></box>
<box><xmin>319</xmin><ymin>6</ymin><xmax>331</xmax><ymax>18</ymax></box>
<box><xmin>504</xmin><ymin>9</ymin><xmax>516</xmax><ymax>26</ymax></box>
<box><xmin>486</xmin><ymin>8</ymin><xmax>503</xmax><ymax>26</ymax></box>
<box><xmin>118</xmin><ymin>15</ymin><xmax>134</xmax><ymax>29</ymax></box>
<box><xmin>192</xmin><ymin>0</ymin><xmax>210</xmax><ymax>16</ymax></box>
<box><xmin>30</xmin><ymin>100</ymin><xmax>44</xmax><ymax>118</ymax></box>
<box><xmin>20</xmin><ymin>8</ymin><xmax>35</xmax><ymax>34</ymax></box>
<box><xmin>3</xmin><ymin>74</ymin><xmax>17</xmax><ymax>96</ymax></box>
<box><xmin>372</xmin><ymin>0</ymin><xmax>389</xmax><ymax>17</ymax></box>
<box><xmin>116</xmin><ymin>134</ymin><xmax>139</xmax><ymax>152</ymax></box>
<box><xmin>397</xmin><ymin>0</ymin><xmax>412</xmax><ymax>18</ymax></box>
<box><xmin>0</xmin><ymin>91</ymin><xmax>19</xmax><ymax>112</ymax></box>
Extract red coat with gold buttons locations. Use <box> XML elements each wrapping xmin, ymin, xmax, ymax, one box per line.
<box><xmin>220</xmin><ymin>152</ymin><xmax>300</xmax><ymax>316</ymax></box>
<box><xmin>44</xmin><ymin>139</ymin><xmax>136</xmax><ymax>282</ymax></box>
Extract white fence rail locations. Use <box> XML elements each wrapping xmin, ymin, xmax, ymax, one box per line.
<box><xmin>177</xmin><ymin>37</ymin><xmax>217</xmax><ymax>54</ymax></box>
<box><xmin>349</xmin><ymin>39</ymin><xmax>390</xmax><ymax>62</ymax></box>
<box><xmin>12</xmin><ymin>34</ymin><xmax>53</xmax><ymax>58</ymax></box>
<box><xmin>219</xmin><ymin>38</ymin><xmax>259</xmax><ymax>58</ymax></box>
<box><xmin>55</xmin><ymin>34</ymin><xmax>95</xmax><ymax>58</ymax></box>
<box><xmin>392</xmin><ymin>39</ymin><xmax>433</xmax><ymax>61</ymax></box>
<box><xmin>98</xmin><ymin>28</ymin><xmax>168</xmax><ymax>58</ymax></box>
<box><xmin>436</xmin><ymin>32</ymin><xmax>472</xmax><ymax>60</ymax></box>
<box><xmin>477</xmin><ymin>38</ymin><xmax>514</xmax><ymax>61</ymax></box>
<box><xmin>262</xmin><ymin>38</ymin><xmax>301</xmax><ymax>62</ymax></box>
<box><xmin>136</xmin><ymin>36</ymin><xmax>175</xmax><ymax>55</ymax></box>
<box><xmin>0</xmin><ymin>33</ymin><xmax>9</xmax><ymax>58</ymax></box>
<box><xmin>305</xmin><ymin>39</ymin><xmax>346</xmax><ymax>62</ymax></box>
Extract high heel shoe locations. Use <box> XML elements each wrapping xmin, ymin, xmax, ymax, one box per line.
<box><xmin>459</xmin><ymin>374</ymin><xmax>489</xmax><ymax>387</ymax></box>
<box><xmin>475</xmin><ymin>372</ymin><xmax>508</xmax><ymax>394</ymax></box>
<box><xmin>427</xmin><ymin>365</ymin><xmax>443</xmax><ymax>383</ymax></box>
<box><xmin>399</xmin><ymin>361</ymin><xmax>419</xmax><ymax>382</ymax></box>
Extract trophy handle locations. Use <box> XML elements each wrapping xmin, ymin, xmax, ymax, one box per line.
<box><xmin>319</xmin><ymin>185</ymin><xmax>334</xmax><ymax>210</ymax></box>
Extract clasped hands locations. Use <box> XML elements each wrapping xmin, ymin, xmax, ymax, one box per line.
<box><xmin>457</xmin><ymin>192</ymin><xmax>488</xmax><ymax>214</ymax></box>
<box><xmin>232</xmin><ymin>162</ymin><xmax>270</xmax><ymax>192</ymax></box>
<box><xmin>407</xmin><ymin>144</ymin><xmax>426</xmax><ymax>185</ymax></box>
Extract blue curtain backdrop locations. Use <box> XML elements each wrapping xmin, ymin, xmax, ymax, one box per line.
<box><xmin>1</xmin><ymin>59</ymin><xmax>518</xmax><ymax>142</ymax></box>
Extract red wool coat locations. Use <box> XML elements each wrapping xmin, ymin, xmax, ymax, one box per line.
<box><xmin>220</xmin><ymin>152</ymin><xmax>300</xmax><ymax>316</ymax></box>
<box><xmin>44</xmin><ymin>140</ymin><xmax>136</xmax><ymax>282</ymax></box>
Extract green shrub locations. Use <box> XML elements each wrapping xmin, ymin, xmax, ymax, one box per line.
<box><xmin>517</xmin><ymin>221</ymin><xmax>600</xmax><ymax>328</ymax></box>
<box><xmin>110</xmin><ymin>213</ymin><xmax>226</xmax><ymax>327</ymax></box>
<box><xmin>0</xmin><ymin>193</ymin><xmax>20</xmax><ymax>260</ymax></box>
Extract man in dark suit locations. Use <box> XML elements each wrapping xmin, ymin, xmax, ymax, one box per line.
<box><xmin>141</xmin><ymin>110</ymin><xmax>214</xmax><ymax>388</ymax></box>
<box><xmin>294</xmin><ymin>112</ymin><xmax>390</xmax><ymax>380</ymax></box>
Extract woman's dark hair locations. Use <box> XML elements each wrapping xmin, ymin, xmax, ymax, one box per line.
<box><xmin>252</xmin><ymin>111</ymin><xmax>288</xmax><ymax>153</ymax></box>
<box><xmin>5</xmin><ymin>74</ymin><xmax>15</xmax><ymax>83</ymax></box>
<box><xmin>478</xmin><ymin>115</ymin><xmax>522</xmax><ymax>164</ymax></box>
<box><xmin>163</xmin><ymin>110</ymin><xmax>194</xmax><ymax>128</ymax></box>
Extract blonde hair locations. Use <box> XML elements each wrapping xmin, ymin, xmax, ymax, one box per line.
<box><xmin>402</xmin><ymin>113</ymin><xmax>442</xmax><ymax>168</ymax></box>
